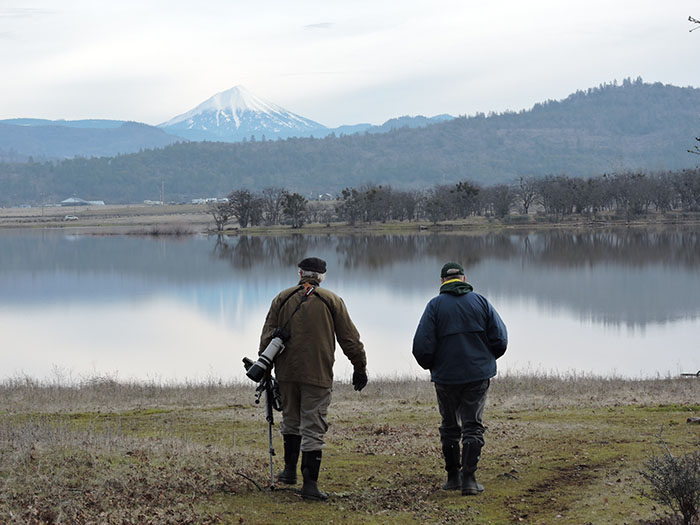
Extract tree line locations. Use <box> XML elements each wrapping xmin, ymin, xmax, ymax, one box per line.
<box><xmin>210</xmin><ymin>188</ymin><xmax>311</xmax><ymax>231</ymax></box>
<box><xmin>3</xmin><ymin>80</ymin><xmax>700</xmax><ymax>207</ymax></box>
<box><xmin>211</xmin><ymin>169</ymin><xmax>700</xmax><ymax>229</ymax></box>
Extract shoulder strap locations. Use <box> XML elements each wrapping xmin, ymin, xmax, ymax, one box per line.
<box><xmin>279</xmin><ymin>285</ymin><xmax>317</xmax><ymax>333</ymax></box>
<box><xmin>313</xmin><ymin>291</ymin><xmax>333</xmax><ymax>314</ymax></box>
<box><xmin>279</xmin><ymin>286</ymin><xmax>303</xmax><ymax>311</ymax></box>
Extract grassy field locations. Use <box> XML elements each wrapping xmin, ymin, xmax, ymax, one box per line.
<box><xmin>1</xmin><ymin>375</ymin><xmax>699</xmax><ymax>524</ymax></box>
<box><xmin>0</xmin><ymin>204</ymin><xmax>211</xmax><ymax>233</ymax></box>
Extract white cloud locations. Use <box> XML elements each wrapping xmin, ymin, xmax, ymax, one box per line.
<box><xmin>303</xmin><ymin>22</ymin><xmax>334</xmax><ymax>30</ymax></box>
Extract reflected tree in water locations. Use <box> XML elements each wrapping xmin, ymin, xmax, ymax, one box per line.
<box><xmin>212</xmin><ymin>235</ymin><xmax>313</xmax><ymax>271</ymax></box>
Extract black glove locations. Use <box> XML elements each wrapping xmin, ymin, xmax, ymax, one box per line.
<box><xmin>352</xmin><ymin>369</ymin><xmax>368</xmax><ymax>391</ymax></box>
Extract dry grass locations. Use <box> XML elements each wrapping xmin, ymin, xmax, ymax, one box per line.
<box><xmin>4</xmin><ymin>373</ymin><xmax>699</xmax><ymax>414</ymax></box>
<box><xmin>0</xmin><ymin>417</ymin><xmax>261</xmax><ymax>523</ymax></box>
<box><xmin>0</xmin><ymin>204</ymin><xmax>212</xmax><ymax>233</ymax></box>
<box><xmin>490</xmin><ymin>373</ymin><xmax>700</xmax><ymax>410</ymax></box>
<box><xmin>1</xmin><ymin>374</ymin><xmax>699</xmax><ymax>523</ymax></box>
<box><xmin>0</xmin><ymin>375</ymin><xmax>253</xmax><ymax>413</ymax></box>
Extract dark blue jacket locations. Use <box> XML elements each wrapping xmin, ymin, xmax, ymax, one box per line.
<box><xmin>412</xmin><ymin>288</ymin><xmax>508</xmax><ymax>384</ymax></box>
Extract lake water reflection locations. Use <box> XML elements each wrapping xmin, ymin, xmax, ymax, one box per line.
<box><xmin>1</xmin><ymin>228</ymin><xmax>699</xmax><ymax>382</ymax></box>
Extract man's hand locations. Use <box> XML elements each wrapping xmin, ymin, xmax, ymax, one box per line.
<box><xmin>352</xmin><ymin>369</ymin><xmax>368</xmax><ymax>391</ymax></box>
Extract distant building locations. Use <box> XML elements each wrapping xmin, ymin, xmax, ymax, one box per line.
<box><xmin>61</xmin><ymin>198</ymin><xmax>87</xmax><ymax>206</ymax></box>
<box><xmin>192</xmin><ymin>197</ymin><xmax>227</xmax><ymax>205</ymax></box>
<box><xmin>61</xmin><ymin>197</ymin><xmax>105</xmax><ymax>206</ymax></box>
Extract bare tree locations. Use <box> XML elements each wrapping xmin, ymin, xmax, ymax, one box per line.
<box><xmin>306</xmin><ymin>200</ymin><xmax>334</xmax><ymax>224</ymax></box>
<box><xmin>689</xmin><ymin>15</ymin><xmax>700</xmax><ymax>31</ymax></box>
<box><xmin>208</xmin><ymin>200</ymin><xmax>234</xmax><ymax>232</ymax></box>
<box><xmin>423</xmin><ymin>186</ymin><xmax>456</xmax><ymax>224</ymax></box>
<box><xmin>610</xmin><ymin>172</ymin><xmax>653</xmax><ymax>217</ymax></box>
<box><xmin>486</xmin><ymin>184</ymin><xmax>515</xmax><ymax>218</ymax></box>
<box><xmin>650</xmin><ymin>172</ymin><xmax>676</xmax><ymax>213</ymax></box>
<box><xmin>227</xmin><ymin>189</ymin><xmax>259</xmax><ymax>228</ymax></box>
<box><xmin>672</xmin><ymin>169</ymin><xmax>700</xmax><ymax>211</ymax></box>
<box><xmin>389</xmin><ymin>189</ymin><xmax>420</xmax><ymax>221</ymax></box>
<box><xmin>689</xmin><ymin>137</ymin><xmax>700</xmax><ymax>155</ymax></box>
<box><xmin>515</xmin><ymin>176</ymin><xmax>538</xmax><ymax>214</ymax></box>
<box><xmin>261</xmin><ymin>186</ymin><xmax>286</xmax><ymax>225</ymax></box>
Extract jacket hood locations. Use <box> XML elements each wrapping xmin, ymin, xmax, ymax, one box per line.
<box><xmin>439</xmin><ymin>279</ymin><xmax>473</xmax><ymax>296</ymax></box>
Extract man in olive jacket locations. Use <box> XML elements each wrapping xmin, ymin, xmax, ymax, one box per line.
<box><xmin>412</xmin><ymin>262</ymin><xmax>507</xmax><ymax>496</ymax></box>
<box><xmin>259</xmin><ymin>257</ymin><xmax>367</xmax><ymax>501</ymax></box>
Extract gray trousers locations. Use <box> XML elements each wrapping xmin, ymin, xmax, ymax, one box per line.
<box><xmin>278</xmin><ymin>381</ymin><xmax>332</xmax><ymax>452</ymax></box>
<box><xmin>435</xmin><ymin>379</ymin><xmax>490</xmax><ymax>448</ymax></box>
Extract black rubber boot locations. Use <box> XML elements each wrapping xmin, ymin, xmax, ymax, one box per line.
<box><xmin>300</xmin><ymin>450</ymin><xmax>328</xmax><ymax>501</ymax></box>
<box><xmin>441</xmin><ymin>443</ymin><xmax>461</xmax><ymax>490</ymax></box>
<box><xmin>461</xmin><ymin>441</ymin><xmax>484</xmax><ymax>496</ymax></box>
<box><xmin>277</xmin><ymin>434</ymin><xmax>301</xmax><ymax>485</ymax></box>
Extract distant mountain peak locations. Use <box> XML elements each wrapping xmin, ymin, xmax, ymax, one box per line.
<box><xmin>159</xmin><ymin>85</ymin><xmax>326</xmax><ymax>140</ymax></box>
<box><xmin>160</xmin><ymin>85</ymin><xmax>284</xmax><ymax>128</ymax></box>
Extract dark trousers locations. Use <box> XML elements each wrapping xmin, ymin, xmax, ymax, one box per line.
<box><xmin>435</xmin><ymin>379</ymin><xmax>490</xmax><ymax>449</ymax></box>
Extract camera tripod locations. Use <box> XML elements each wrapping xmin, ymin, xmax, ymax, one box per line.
<box><xmin>244</xmin><ymin>357</ymin><xmax>283</xmax><ymax>490</ymax></box>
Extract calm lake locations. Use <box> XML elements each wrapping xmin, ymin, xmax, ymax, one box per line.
<box><xmin>1</xmin><ymin>228</ymin><xmax>699</xmax><ymax>382</ymax></box>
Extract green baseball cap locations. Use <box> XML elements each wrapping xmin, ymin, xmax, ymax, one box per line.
<box><xmin>440</xmin><ymin>262</ymin><xmax>465</xmax><ymax>278</ymax></box>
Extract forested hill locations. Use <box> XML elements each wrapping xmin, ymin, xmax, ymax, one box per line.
<box><xmin>3</xmin><ymin>79</ymin><xmax>700</xmax><ymax>205</ymax></box>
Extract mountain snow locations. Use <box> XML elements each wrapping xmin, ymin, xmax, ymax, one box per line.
<box><xmin>159</xmin><ymin>85</ymin><xmax>327</xmax><ymax>141</ymax></box>
<box><xmin>158</xmin><ymin>85</ymin><xmax>454</xmax><ymax>143</ymax></box>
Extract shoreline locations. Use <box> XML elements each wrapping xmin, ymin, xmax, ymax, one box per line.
<box><xmin>1</xmin><ymin>203</ymin><xmax>699</xmax><ymax>235</ymax></box>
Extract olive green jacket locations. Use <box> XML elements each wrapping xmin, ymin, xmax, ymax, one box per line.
<box><xmin>259</xmin><ymin>277</ymin><xmax>366</xmax><ymax>388</ymax></box>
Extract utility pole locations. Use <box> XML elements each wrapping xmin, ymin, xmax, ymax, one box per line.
<box><xmin>161</xmin><ymin>181</ymin><xmax>165</xmax><ymax>205</ymax></box>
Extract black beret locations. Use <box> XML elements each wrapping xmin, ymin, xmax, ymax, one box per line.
<box><xmin>298</xmin><ymin>257</ymin><xmax>327</xmax><ymax>273</ymax></box>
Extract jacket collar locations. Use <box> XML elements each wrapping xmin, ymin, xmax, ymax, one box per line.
<box><xmin>440</xmin><ymin>279</ymin><xmax>473</xmax><ymax>296</ymax></box>
<box><xmin>298</xmin><ymin>276</ymin><xmax>321</xmax><ymax>287</ymax></box>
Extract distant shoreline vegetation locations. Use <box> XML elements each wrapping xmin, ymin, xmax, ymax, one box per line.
<box><xmin>207</xmin><ymin>170</ymin><xmax>700</xmax><ymax>232</ymax></box>
<box><xmin>2</xmin><ymin>170</ymin><xmax>699</xmax><ymax>234</ymax></box>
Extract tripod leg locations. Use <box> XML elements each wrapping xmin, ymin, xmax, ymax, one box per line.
<box><xmin>266</xmin><ymin>387</ymin><xmax>276</xmax><ymax>489</ymax></box>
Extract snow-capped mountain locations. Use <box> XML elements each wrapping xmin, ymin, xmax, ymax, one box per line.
<box><xmin>159</xmin><ymin>85</ymin><xmax>327</xmax><ymax>142</ymax></box>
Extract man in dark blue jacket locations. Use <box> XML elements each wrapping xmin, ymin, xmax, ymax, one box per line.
<box><xmin>412</xmin><ymin>262</ymin><xmax>507</xmax><ymax>495</ymax></box>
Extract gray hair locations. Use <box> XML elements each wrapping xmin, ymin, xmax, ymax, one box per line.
<box><xmin>300</xmin><ymin>269</ymin><xmax>326</xmax><ymax>282</ymax></box>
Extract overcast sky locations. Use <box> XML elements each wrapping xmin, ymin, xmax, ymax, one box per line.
<box><xmin>1</xmin><ymin>1</ymin><xmax>698</xmax><ymax>127</ymax></box>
